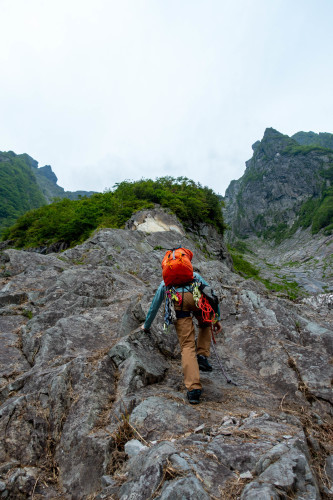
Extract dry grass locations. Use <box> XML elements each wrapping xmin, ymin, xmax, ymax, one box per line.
<box><xmin>106</xmin><ymin>406</ymin><xmax>148</xmax><ymax>477</ymax></box>
<box><xmin>107</xmin><ymin>410</ymin><xmax>135</xmax><ymax>475</ymax></box>
<box><xmin>151</xmin><ymin>459</ymin><xmax>187</xmax><ymax>498</ymax></box>
<box><xmin>90</xmin><ymin>394</ymin><xmax>116</xmax><ymax>432</ymax></box>
<box><xmin>287</xmin><ymin>356</ymin><xmax>316</xmax><ymax>403</ymax></box>
<box><xmin>280</xmin><ymin>395</ymin><xmax>333</xmax><ymax>498</ymax></box>
<box><xmin>219</xmin><ymin>474</ymin><xmax>252</xmax><ymax>500</ymax></box>
<box><xmin>86</xmin><ymin>342</ymin><xmax>117</xmax><ymax>366</ymax></box>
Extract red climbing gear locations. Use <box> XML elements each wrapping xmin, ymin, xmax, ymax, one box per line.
<box><xmin>198</xmin><ymin>293</ymin><xmax>217</xmax><ymax>323</ymax></box>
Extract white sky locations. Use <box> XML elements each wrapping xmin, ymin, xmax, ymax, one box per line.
<box><xmin>1</xmin><ymin>0</ymin><xmax>332</xmax><ymax>195</ymax></box>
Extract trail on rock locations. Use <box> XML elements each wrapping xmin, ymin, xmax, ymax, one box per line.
<box><xmin>0</xmin><ymin>214</ymin><xmax>332</xmax><ymax>499</ymax></box>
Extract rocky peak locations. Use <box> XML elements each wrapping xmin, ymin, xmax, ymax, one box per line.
<box><xmin>37</xmin><ymin>164</ymin><xmax>58</xmax><ymax>184</ymax></box>
<box><xmin>0</xmin><ymin>149</ymin><xmax>98</xmax><ymax>234</ymax></box>
<box><xmin>248</xmin><ymin>127</ymin><xmax>294</xmax><ymax>167</ymax></box>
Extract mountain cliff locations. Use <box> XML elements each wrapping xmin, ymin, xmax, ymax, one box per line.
<box><xmin>0</xmin><ymin>209</ymin><xmax>332</xmax><ymax>499</ymax></box>
<box><xmin>224</xmin><ymin>128</ymin><xmax>333</xmax><ymax>240</ymax></box>
<box><xmin>0</xmin><ymin>151</ymin><xmax>95</xmax><ymax>235</ymax></box>
<box><xmin>224</xmin><ymin>128</ymin><xmax>333</xmax><ymax>296</ymax></box>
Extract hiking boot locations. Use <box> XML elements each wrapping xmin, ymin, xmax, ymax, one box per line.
<box><xmin>187</xmin><ymin>389</ymin><xmax>202</xmax><ymax>404</ymax></box>
<box><xmin>197</xmin><ymin>355</ymin><xmax>213</xmax><ymax>372</ymax></box>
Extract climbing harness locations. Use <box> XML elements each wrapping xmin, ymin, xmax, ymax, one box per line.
<box><xmin>164</xmin><ymin>280</ymin><xmax>218</xmax><ymax>331</ymax></box>
<box><xmin>210</xmin><ymin>326</ymin><xmax>237</xmax><ymax>385</ymax></box>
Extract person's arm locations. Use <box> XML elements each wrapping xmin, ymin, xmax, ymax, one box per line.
<box><xmin>194</xmin><ymin>272</ymin><xmax>221</xmax><ymax>320</ymax></box>
<box><xmin>143</xmin><ymin>281</ymin><xmax>166</xmax><ymax>331</ymax></box>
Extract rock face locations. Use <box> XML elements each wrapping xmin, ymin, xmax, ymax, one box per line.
<box><xmin>224</xmin><ymin>128</ymin><xmax>333</xmax><ymax>238</ymax></box>
<box><xmin>125</xmin><ymin>207</ymin><xmax>185</xmax><ymax>235</ymax></box>
<box><xmin>0</xmin><ymin>210</ymin><xmax>332</xmax><ymax>499</ymax></box>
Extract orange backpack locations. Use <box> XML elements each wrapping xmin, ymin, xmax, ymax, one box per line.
<box><xmin>162</xmin><ymin>247</ymin><xmax>194</xmax><ymax>287</ymax></box>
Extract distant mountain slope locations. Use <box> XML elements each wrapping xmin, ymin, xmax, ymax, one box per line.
<box><xmin>224</xmin><ymin>128</ymin><xmax>333</xmax><ymax>241</ymax></box>
<box><xmin>292</xmin><ymin>130</ymin><xmax>333</xmax><ymax>150</ymax></box>
<box><xmin>0</xmin><ymin>151</ymin><xmax>96</xmax><ymax>235</ymax></box>
<box><xmin>32</xmin><ymin>161</ymin><xmax>96</xmax><ymax>203</ymax></box>
<box><xmin>0</xmin><ymin>152</ymin><xmax>47</xmax><ymax>232</ymax></box>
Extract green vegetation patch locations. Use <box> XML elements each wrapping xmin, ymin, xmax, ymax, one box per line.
<box><xmin>2</xmin><ymin>177</ymin><xmax>226</xmax><ymax>249</ymax></box>
<box><xmin>291</xmin><ymin>186</ymin><xmax>333</xmax><ymax>236</ymax></box>
<box><xmin>282</xmin><ymin>144</ymin><xmax>333</xmax><ymax>156</ymax></box>
<box><xmin>261</xmin><ymin>222</ymin><xmax>289</xmax><ymax>244</ymax></box>
<box><xmin>231</xmin><ymin>240</ymin><xmax>253</xmax><ymax>254</ymax></box>
<box><xmin>228</xmin><ymin>246</ymin><xmax>303</xmax><ymax>300</ymax></box>
<box><xmin>229</xmin><ymin>251</ymin><xmax>259</xmax><ymax>278</ymax></box>
<box><xmin>292</xmin><ymin>131</ymin><xmax>333</xmax><ymax>150</ymax></box>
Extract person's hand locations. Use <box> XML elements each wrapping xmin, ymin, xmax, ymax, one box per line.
<box><xmin>213</xmin><ymin>321</ymin><xmax>222</xmax><ymax>334</ymax></box>
<box><xmin>141</xmin><ymin>324</ymin><xmax>150</xmax><ymax>333</ymax></box>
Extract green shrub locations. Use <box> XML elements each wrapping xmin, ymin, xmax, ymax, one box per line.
<box><xmin>282</xmin><ymin>144</ymin><xmax>333</xmax><ymax>156</ymax></box>
<box><xmin>3</xmin><ymin>177</ymin><xmax>226</xmax><ymax>249</ymax></box>
<box><xmin>228</xmin><ymin>249</ymin><xmax>259</xmax><ymax>278</ymax></box>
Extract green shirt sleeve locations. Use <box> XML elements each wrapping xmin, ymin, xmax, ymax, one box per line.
<box><xmin>144</xmin><ymin>281</ymin><xmax>166</xmax><ymax>329</ymax></box>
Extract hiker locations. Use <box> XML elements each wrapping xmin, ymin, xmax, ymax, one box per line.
<box><xmin>141</xmin><ymin>247</ymin><xmax>222</xmax><ymax>404</ymax></box>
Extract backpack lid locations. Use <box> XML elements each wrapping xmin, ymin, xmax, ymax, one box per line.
<box><xmin>163</xmin><ymin>247</ymin><xmax>193</xmax><ymax>262</ymax></box>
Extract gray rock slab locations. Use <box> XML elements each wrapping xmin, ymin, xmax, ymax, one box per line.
<box><xmin>326</xmin><ymin>454</ymin><xmax>333</xmax><ymax>483</ymax></box>
<box><xmin>0</xmin><ymin>316</ymin><xmax>31</xmax><ymax>386</ymax></box>
<box><xmin>240</xmin><ymin>481</ymin><xmax>280</xmax><ymax>500</ymax></box>
<box><xmin>119</xmin><ymin>441</ymin><xmax>177</xmax><ymax>499</ymax></box>
<box><xmin>258</xmin><ymin>448</ymin><xmax>320</xmax><ymax>499</ymax></box>
<box><xmin>208</xmin><ymin>435</ymin><xmax>272</xmax><ymax>473</ymax></box>
<box><xmin>109</xmin><ymin>332</ymin><xmax>169</xmax><ymax>395</ymax></box>
<box><xmin>156</xmin><ymin>475</ymin><xmax>211</xmax><ymax>500</ymax></box>
<box><xmin>129</xmin><ymin>396</ymin><xmax>201</xmax><ymax>440</ymax></box>
<box><xmin>124</xmin><ymin>439</ymin><xmax>148</xmax><ymax>457</ymax></box>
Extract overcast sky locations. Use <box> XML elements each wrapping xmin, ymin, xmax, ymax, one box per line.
<box><xmin>1</xmin><ymin>0</ymin><xmax>332</xmax><ymax>195</ymax></box>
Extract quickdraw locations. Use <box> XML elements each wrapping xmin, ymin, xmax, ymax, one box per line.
<box><xmin>164</xmin><ymin>286</ymin><xmax>182</xmax><ymax>331</ymax></box>
<box><xmin>166</xmin><ymin>288</ymin><xmax>183</xmax><ymax>305</ymax></box>
<box><xmin>192</xmin><ymin>281</ymin><xmax>201</xmax><ymax>306</ymax></box>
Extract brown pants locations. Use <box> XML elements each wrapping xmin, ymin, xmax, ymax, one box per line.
<box><xmin>174</xmin><ymin>292</ymin><xmax>211</xmax><ymax>391</ymax></box>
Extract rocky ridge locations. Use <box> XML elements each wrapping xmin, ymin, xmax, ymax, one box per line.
<box><xmin>292</xmin><ymin>131</ymin><xmax>333</xmax><ymax>150</ymax></box>
<box><xmin>0</xmin><ymin>209</ymin><xmax>332</xmax><ymax>499</ymax></box>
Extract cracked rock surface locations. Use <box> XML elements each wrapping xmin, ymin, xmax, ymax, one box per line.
<box><xmin>0</xmin><ymin>213</ymin><xmax>332</xmax><ymax>499</ymax></box>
